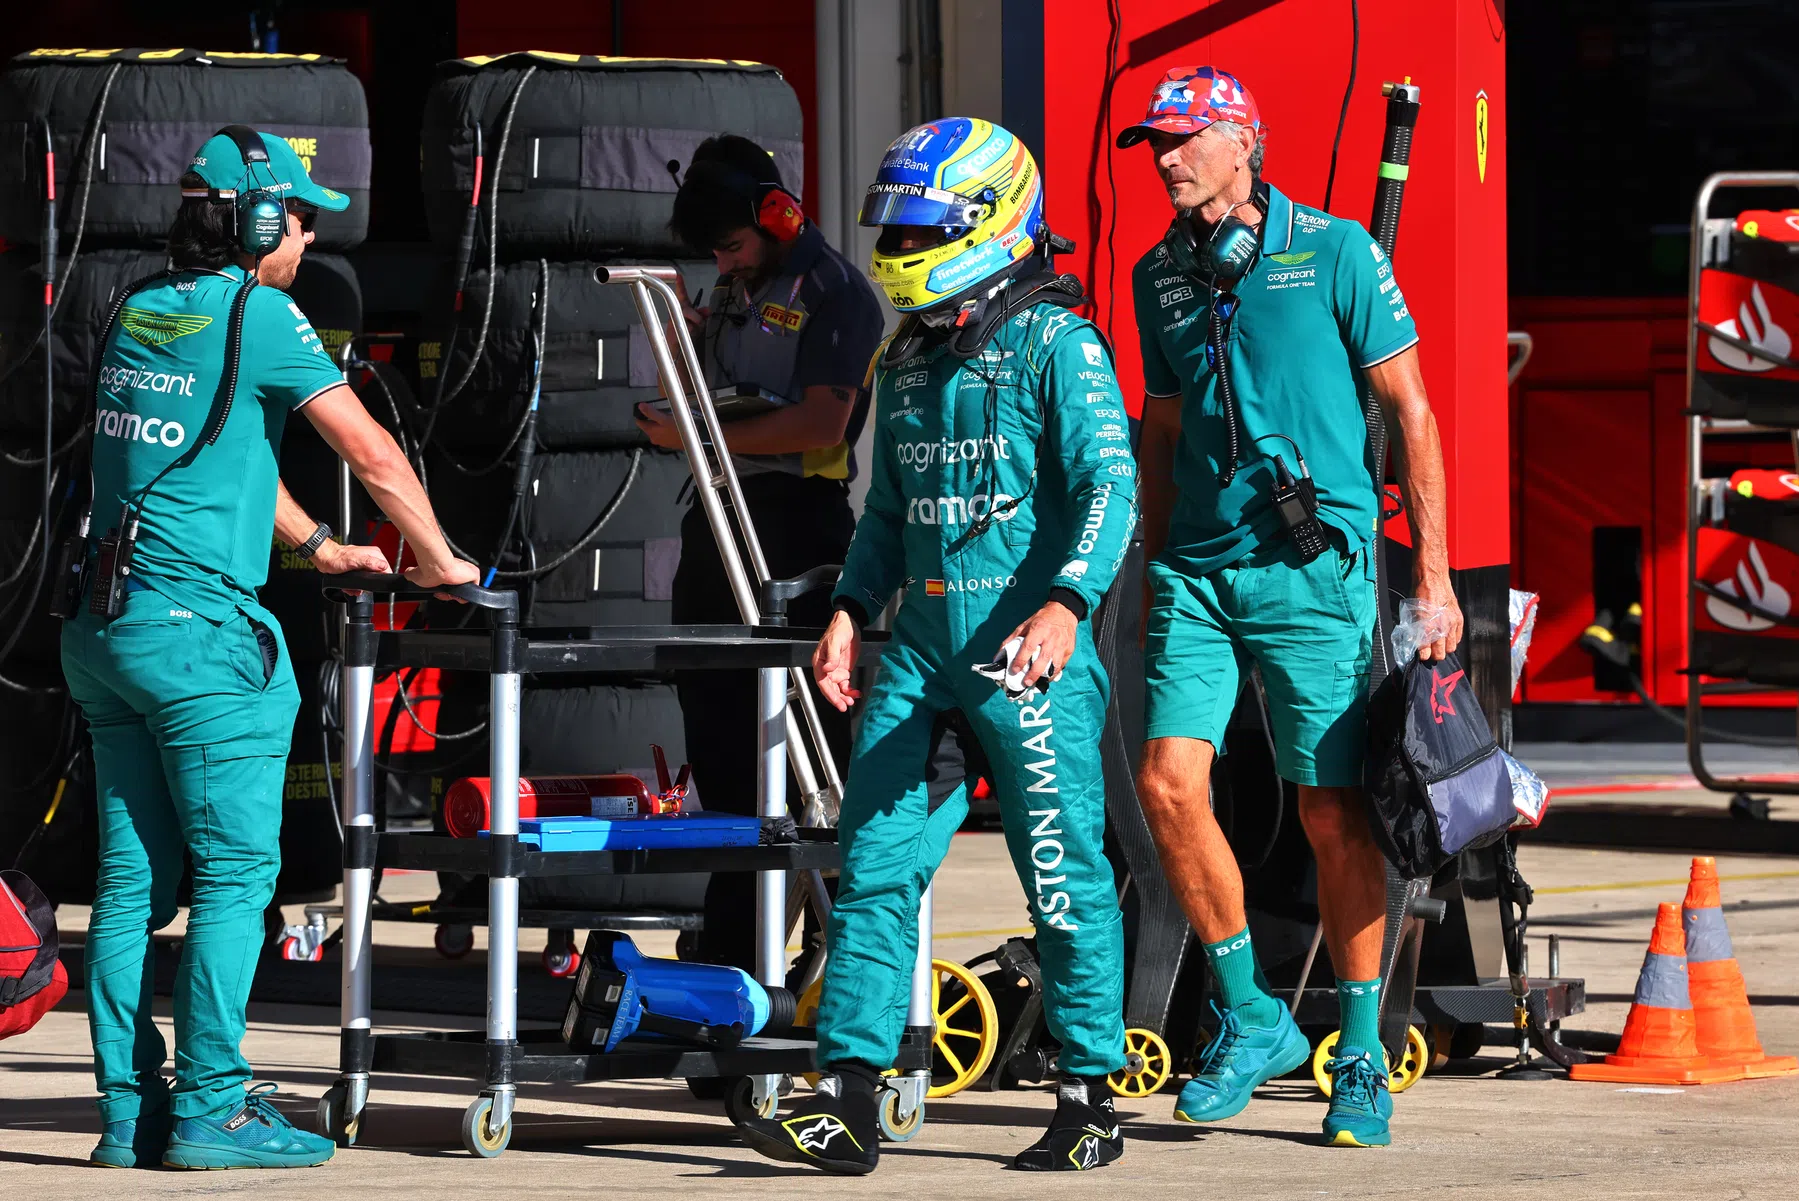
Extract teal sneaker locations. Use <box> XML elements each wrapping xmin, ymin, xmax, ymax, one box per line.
<box><xmin>90</xmin><ymin>1078</ymin><xmax>172</xmax><ymax>1168</ymax></box>
<box><xmin>163</xmin><ymin>1083</ymin><xmax>336</xmax><ymax>1169</ymax></box>
<box><xmin>1321</xmin><ymin>1048</ymin><xmax>1393</xmax><ymax>1147</ymax></box>
<box><xmin>1172</xmin><ymin>1000</ymin><xmax>1312</xmax><ymax>1123</ymax></box>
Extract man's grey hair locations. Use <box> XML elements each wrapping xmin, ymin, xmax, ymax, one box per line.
<box><xmin>1211</xmin><ymin>120</ymin><xmax>1265</xmax><ymax>176</ymax></box>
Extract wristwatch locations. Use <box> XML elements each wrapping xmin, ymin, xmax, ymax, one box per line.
<box><xmin>296</xmin><ymin>522</ymin><xmax>333</xmax><ymax>561</ymax></box>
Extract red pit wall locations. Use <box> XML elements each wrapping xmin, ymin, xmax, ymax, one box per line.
<box><xmin>1040</xmin><ymin>0</ymin><xmax>1509</xmax><ymax>575</ymax></box>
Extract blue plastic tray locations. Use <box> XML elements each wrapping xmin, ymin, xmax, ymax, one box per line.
<box><xmin>480</xmin><ymin>813</ymin><xmax>761</xmax><ymax>852</ymax></box>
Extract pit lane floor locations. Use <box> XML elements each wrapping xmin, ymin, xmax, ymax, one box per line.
<box><xmin>5</xmin><ymin>796</ymin><xmax>1798</xmax><ymax>1198</ymax></box>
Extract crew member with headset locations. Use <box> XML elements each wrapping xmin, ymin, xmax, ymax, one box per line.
<box><xmin>637</xmin><ymin>135</ymin><xmax>884</xmax><ymax>973</ymax></box>
<box><xmin>737</xmin><ymin>118</ymin><xmax>1136</xmax><ymax>1175</ymax></box>
<box><xmin>60</xmin><ymin>128</ymin><xmax>478</xmax><ymax>1170</ymax></box>
<box><xmin>1121</xmin><ymin>68</ymin><xmax>1462</xmax><ymax>1147</ymax></box>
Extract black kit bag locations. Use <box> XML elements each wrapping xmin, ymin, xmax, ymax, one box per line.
<box><xmin>1363</xmin><ymin>650</ymin><xmax>1515</xmax><ymax>879</ymax></box>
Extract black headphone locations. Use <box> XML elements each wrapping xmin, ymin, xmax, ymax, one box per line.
<box><xmin>1162</xmin><ymin>178</ymin><xmax>1270</xmax><ymax>287</ymax></box>
<box><xmin>182</xmin><ymin>125</ymin><xmax>287</xmax><ymax>260</ymax></box>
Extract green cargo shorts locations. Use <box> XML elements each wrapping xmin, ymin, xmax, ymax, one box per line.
<box><xmin>1143</xmin><ymin>545</ymin><xmax>1374</xmax><ymax>787</ymax></box>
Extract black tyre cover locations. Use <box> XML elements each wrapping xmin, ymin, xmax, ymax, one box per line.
<box><xmin>523</xmin><ymin>447</ymin><xmax>691</xmax><ymax>628</ymax></box>
<box><xmin>419</xmin><ymin>257</ymin><xmax>720</xmax><ymax>451</ymax></box>
<box><xmin>0</xmin><ymin>48</ymin><xmax>370</xmax><ymax>251</ymax></box>
<box><xmin>421</xmin><ymin>52</ymin><xmax>802</xmax><ymax>257</ymax></box>
<box><xmin>0</xmin><ymin>246</ymin><xmax>168</xmax><ymax>439</ymax></box>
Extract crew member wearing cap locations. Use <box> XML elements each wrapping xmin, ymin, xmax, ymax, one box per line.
<box><xmin>1119</xmin><ymin>68</ymin><xmax>1461</xmax><ymax>1147</ymax></box>
<box><xmin>638</xmin><ymin>135</ymin><xmax>883</xmax><ymax>977</ymax></box>
<box><xmin>63</xmin><ymin>128</ymin><xmax>477</xmax><ymax>1170</ymax></box>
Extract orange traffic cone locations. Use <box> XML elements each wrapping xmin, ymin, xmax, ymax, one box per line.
<box><xmin>1683</xmin><ymin>857</ymin><xmax>1798</xmax><ymax>1078</ymax></box>
<box><xmin>1570</xmin><ymin>902</ymin><xmax>1745</xmax><ymax>1085</ymax></box>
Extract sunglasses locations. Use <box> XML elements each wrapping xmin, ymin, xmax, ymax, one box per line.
<box><xmin>286</xmin><ymin>203</ymin><xmax>318</xmax><ymax>234</ymax></box>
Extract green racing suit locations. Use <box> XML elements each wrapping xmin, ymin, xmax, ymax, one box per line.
<box><xmin>817</xmin><ymin>300</ymin><xmax>1138</xmax><ymax>1076</ymax></box>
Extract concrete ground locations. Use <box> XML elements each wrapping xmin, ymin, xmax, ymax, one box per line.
<box><xmin>5</xmin><ymin>744</ymin><xmax>1799</xmax><ymax>1198</ymax></box>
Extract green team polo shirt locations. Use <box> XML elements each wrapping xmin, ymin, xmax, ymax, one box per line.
<box><xmin>1132</xmin><ymin>182</ymin><xmax>1418</xmax><ymax>576</ymax></box>
<box><xmin>89</xmin><ymin>264</ymin><xmax>345</xmax><ymax>623</ymax></box>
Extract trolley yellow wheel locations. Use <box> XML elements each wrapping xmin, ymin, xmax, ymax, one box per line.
<box><xmin>1107</xmin><ymin>1028</ymin><xmax>1174</xmax><ymax>1097</ymax></box>
<box><xmin>794</xmin><ymin>960</ymin><xmax>1000</xmax><ymax>1098</ymax></box>
<box><xmin>1311</xmin><ymin>1026</ymin><xmax>1430</xmax><ymax>1097</ymax></box>
<box><xmin>927</xmin><ymin>958</ymin><xmax>999</xmax><ymax>1097</ymax></box>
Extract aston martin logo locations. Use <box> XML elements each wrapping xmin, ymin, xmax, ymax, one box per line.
<box><xmin>119</xmin><ymin>308</ymin><xmax>213</xmax><ymax>348</ymax></box>
<box><xmin>1268</xmin><ymin>251</ymin><xmax>1315</xmax><ymax>266</ymax></box>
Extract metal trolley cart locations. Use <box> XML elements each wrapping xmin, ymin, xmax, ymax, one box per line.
<box><xmin>313</xmin><ymin>577</ymin><xmax>935</xmax><ymax>1156</ymax></box>
<box><xmin>314</xmin><ymin>264</ymin><xmax>941</xmax><ymax>1157</ymax></box>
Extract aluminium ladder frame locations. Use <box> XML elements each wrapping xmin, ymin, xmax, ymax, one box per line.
<box><xmin>1685</xmin><ymin>172</ymin><xmax>1799</xmax><ymax>796</ymax></box>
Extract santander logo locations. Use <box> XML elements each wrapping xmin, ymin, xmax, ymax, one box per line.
<box><xmin>1706</xmin><ymin>540</ymin><xmax>1791</xmax><ymax>632</ymax></box>
<box><xmin>1709</xmin><ymin>282</ymin><xmax>1792</xmax><ymax>373</ymax></box>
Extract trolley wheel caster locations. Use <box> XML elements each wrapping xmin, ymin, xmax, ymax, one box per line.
<box><xmin>316</xmin><ymin>1083</ymin><xmax>361</xmax><ymax>1147</ymax></box>
<box><xmin>928</xmin><ymin>958</ymin><xmax>1000</xmax><ymax>1097</ymax></box>
<box><xmin>434</xmin><ymin>923</ymin><xmax>474</xmax><ymax>960</ymax></box>
<box><xmin>542</xmin><ymin>944</ymin><xmax>581</xmax><ymax>978</ymax></box>
<box><xmin>1312</xmin><ymin>1026</ymin><xmax>1430</xmax><ymax>1097</ymax></box>
<box><xmin>1428</xmin><ymin>1023</ymin><xmax>1486</xmax><ymax>1070</ymax></box>
<box><xmin>1108</xmin><ymin>1027</ymin><xmax>1174</xmax><ymax>1097</ymax></box>
<box><xmin>460</xmin><ymin>1094</ymin><xmax>511</xmax><ymax>1158</ymax></box>
<box><xmin>723</xmin><ymin>1077</ymin><xmax>777</xmax><ymax>1127</ymax></box>
<box><xmin>281</xmin><ymin>936</ymin><xmax>324</xmax><ymax>963</ymax></box>
<box><xmin>877</xmin><ymin>1090</ymin><xmax>924</xmax><ymax>1142</ymax></box>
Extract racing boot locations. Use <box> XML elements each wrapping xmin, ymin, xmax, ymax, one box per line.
<box><xmin>1011</xmin><ymin>1073</ymin><xmax>1123</xmax><ymax>1171</ymax></box>
<box><xmin>162</xmin><ymin>1083</ymin><xmax>336</xmax><ymax>1169</ymax></box>
<box><xmin>737</xmin><ymin>1063</ymin><xmax>880</xmax><ymax>1175</ymax></box>
<box><xmin>90</xmin><ymin>1075</ymin><xmax>172</xmax><ymax>1168</ymax></box>
<box><xmin>1321</xmin><ymin>1047</ymin><xmax>1393</xmax><ymax>1147</ymax></box>
<box><xmin>1173</xmin><ymin>999</ymin><xmax>1311</xmax><ymax>1123</ymax></box>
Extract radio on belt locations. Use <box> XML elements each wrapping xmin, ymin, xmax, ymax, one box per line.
<box><xmin>1270</xmin><ymin>456</ymin><xmax>1329</xmax><ymax>564</ymax></box>
<box><xmin>87</xmin><ymin>504</ymin><xmax>140</xmax><ymax>619</ymax></box>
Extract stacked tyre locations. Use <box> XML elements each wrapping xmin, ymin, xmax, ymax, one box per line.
<box><xmin>414</xmin><ymin>52</ymin><xmax>804</xmax><ymax>915</ymax></box>
<box><xmin>0</xmin><ymin>49</ymin><xmax>371</xmax><ymax>903</ymax></box>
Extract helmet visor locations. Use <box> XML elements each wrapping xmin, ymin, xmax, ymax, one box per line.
<box><xmin>858</xmin><ymin>182</ymin><xmax>988</xmax><ymax>230</ymax></box>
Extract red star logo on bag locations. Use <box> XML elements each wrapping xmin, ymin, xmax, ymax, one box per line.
<box><xmin>1430</xmin><ymin>669</ymin><xmax>1465</xmax><ymax>724</ymax></box>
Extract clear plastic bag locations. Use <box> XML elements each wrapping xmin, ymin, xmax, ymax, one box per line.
<box><xmin>1508</xmin><ymin>589</ymin><xmax>1540</xmax><ymax>699</ymax></box>
<box><xmin>1389</xmin><ymin>598</ymin><xmax>1453</xmax><ymax>667</ymax></box>
<box><xmin>1499</xmin><ymin>749</ymin><xmax>1551</xmax><ymax>828</ymax></box>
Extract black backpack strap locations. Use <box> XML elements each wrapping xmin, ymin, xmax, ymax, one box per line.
<box><xmin>0</xmin><ymin>870</ymin><xmax>59</xmax><ymax>1008</ymax></box>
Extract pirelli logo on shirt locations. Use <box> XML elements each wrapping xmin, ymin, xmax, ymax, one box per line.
<box><xmin>760</xmin><ymin>302</ymin><xmax>807</xmax><ymax>333</ymax></box>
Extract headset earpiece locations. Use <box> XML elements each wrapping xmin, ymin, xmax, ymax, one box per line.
<box><xmin>756</xmin><ymin>185</ymin><xmax>805</xmax><ymax>243</ymax></box>
<box><xmin>212</xmin><ymin>124</ymin><xmax>284</xmax><ymax>260</ymax></box>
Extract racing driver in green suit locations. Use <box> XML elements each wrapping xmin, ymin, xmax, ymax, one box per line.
<box><xmin>737</xmin><ymin>118</ymin><xmax>1138</xmax><ymax>1176</ymax></box>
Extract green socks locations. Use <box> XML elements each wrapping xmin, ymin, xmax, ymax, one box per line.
<box><xmin>1203</xmin><ymin>927</ymin><xmax>1283</xmax><ymax>1026</ymax></box>
<box><xmin>1337</xmin><ymin>977</ymin><xmax>1383</xmax><ymax>1054</ymax></box>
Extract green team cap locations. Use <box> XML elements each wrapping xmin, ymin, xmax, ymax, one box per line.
<box><xmin>183</xmin><ymin>128</ymin><xmax>350</xmax><ymax>212</ymax></box>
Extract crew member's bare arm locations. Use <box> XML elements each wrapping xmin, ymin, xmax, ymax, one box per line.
<box><xmin>300</xmin><ymin>384</ymin><xmax>478</xmax><ymax>592</ymax></box>
<box><xmin>273</xmin><ymin>480</ymin><xmax>391</xmax><ymax>575</ymax></box>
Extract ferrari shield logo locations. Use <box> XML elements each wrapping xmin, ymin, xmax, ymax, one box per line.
<box><xmin>1475</xmin><ymin>91</ymin><xmax>1489</xmax><ymax>183</ymax></box>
